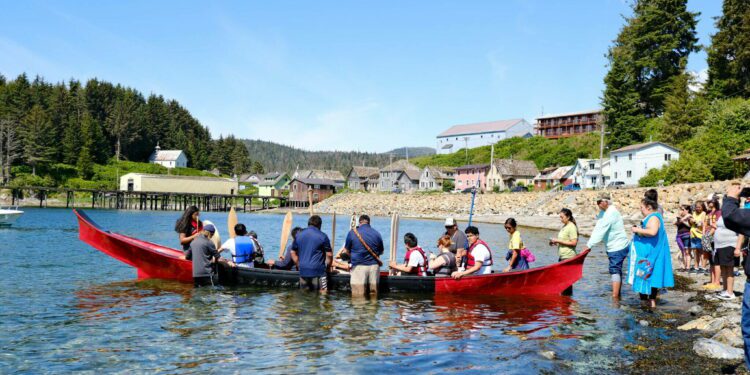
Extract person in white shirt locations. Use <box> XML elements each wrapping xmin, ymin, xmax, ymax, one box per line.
<box><xmin>389</xmin><ymin>233</ymin><xmax>428</xmax><ymax>276</ymax></box>
<box><xmin>219</xmin><ymin>223</ymin><xmax>255</xmax><ymax>268</ymax></box>
<box><xmin>452</xmin><ymin>226</ymin><xmax>493</xmax><ymax>279</ymax></box>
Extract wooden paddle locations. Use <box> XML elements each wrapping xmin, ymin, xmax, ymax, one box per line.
<box><xmin>330</xmin><ymin>212</ymin><xmax>337</xmax><ymax>252</ymax></box>
<box><xmin>278</xmin><ymin>211</ymin><xmax>294</xmax><ymax>259</ymax></box>
<box><xmin>389</xmin><ymin>213</ymin><xmax>399</xmax><ymax>275</ymax></box>
<box><xmin>350</xmin><ymin>213</ymin><xmax>357</xmax><ymax>230</ymax></box>
<box><xmin>307</xmin><ymin>187</ymin><xmax>314</xmax><ymax>217</ymax></box>
<box><xmin>203</xmin><ymin>220</ymin><xmax>222</xmax><ymax>250</ymax></box>
<box><xmin>227</xmin><ymin>207</ymin><xmax>238</xmax><ymax>239</ymax></box>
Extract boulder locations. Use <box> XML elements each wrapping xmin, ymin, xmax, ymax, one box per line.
<box><xmin>712</xmin><ymin>327</ymin><xmax>744</xmax><ymax>348</ymax></box>
<box><xmin>688</xmin><ymin>305</ymin><xmax>704</xmax><ymax>315</ymax></box>
<box><xmin>677</xmin><ymin>316</ymin><xmax>726</xmax><ymax>332</ymax></box>
<box><xmin>539</xmin><ymin>350</ymin><xmax>556</xmax><ymax>360</ymax></box>
<box><xmin>693</xmin><ymin>338</ymin><xmax>744</xmax><ymax>360</ymax></box>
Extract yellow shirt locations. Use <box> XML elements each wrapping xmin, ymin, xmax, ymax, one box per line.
<box><xmin>557</xmin><ymin>222</ymin><xmax>578</xmax><ymax>260</ymax></box>
<box><xmin>508</xmin><ymin>230</ymin><xmax>524</xmax><ymax>250</ymax></box>
<box><xmin>690</xmin><ymin>212</ymin><xmax>705</xmax><ymax>239</ymax></box>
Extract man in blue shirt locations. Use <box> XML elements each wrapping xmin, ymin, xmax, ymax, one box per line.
<box><xmin>343</xmin><ymin>215</ymin><xmax>384</xmax><ymax>297</ymax></box>
<box><xmin>291</xmin><ymin>216</ymin><xmax>333</xmax><ymax>294</ymax></box>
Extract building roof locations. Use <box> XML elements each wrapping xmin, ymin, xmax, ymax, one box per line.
<box><xmin>534</xmin><ymin>166</ymin><xmax>573</xmax><ymax>180</ymax></box>
<box><xmin>536</xmin><ymin>109</ymin><xmax>602</xmax><ymax>120</ymax></box>
<box><xmin>404</xmin><ymin>169</ymin><xmax>422</xmax><ymax>181</ymax></box>
<box><xmin>239</xmin><ymin>173</ymin><xmax>261</xmax><ymax>182</ymax></box>
<box><xmin>380</xmin><ymin>159</ymin><xmax>420</xmax><ymax>173</ymax></box>
<box><xmin>455</xmin><ymin>164</ymin><xmax>490</xmax><ymax>171</ymax></box>
<box><xmin>349</xmin><ymin>166</ymin><xmax>380</xmax><ymax>179</ymax></box>
<box><xmin>120</xmin><ymin>173</ymin><xmax>235</xmax><ymax>182</ymax></box>
<box><xmin>437</xmin><ymin>119</ymin><xmax>526</xmax><ymax>138</ymax></box>
<box><xmin>292</xmin><ymin>178</ymin><xmax>338</xmax><ymax>187</ymax></box>
<box><xmin>149</xmin><ymin>149</ymin><xmax>185</xmax><ymax>162</ymax></box>
<box><xmin>309</xmin><ymin>170</ymin><xmax>346</xmax><ymax>181</ymax></box>
<box><xmin>492</xmin><ymin>159</ymin><xmax>539</xmax><ymax>177</ymax></box>
<box><xmin>424</xmin><ymin>166</ymin><xmax>455</xmax><ymax>180</ymax></box>
<box><xmin>259</xmin><ymin>173</ymin><xmax>289</xmax><ymax>186</ymax></box>
<box><xmin>611</xmin><ymin>141</ymin><xmax>680</xmax><ymax>154</ymax></box>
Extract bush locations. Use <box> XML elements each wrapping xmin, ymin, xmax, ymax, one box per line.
<box><xmin>64</xmin><ymin>178</ymin><xmax>115</xmax><ymax>190</ymax></box>
<box><xmin>442</xmin><ymin>180</ymin><xmax>455</xmax><ymax>192</ymax></box>
<box><xmin>8</xmin><ymin>173</ymin><xmax>56</xmax><ymax>188</ymax></box>
<box><xmin>639</xmin><ymin>153</ymin><xmax>713</xmax><ymax>186</ymax></box>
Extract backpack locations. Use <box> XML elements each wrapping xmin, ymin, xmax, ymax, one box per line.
<box><xmin>520</xmin><ymin>248</ymin><xmax>536</xmax><ymax>263</ymax></box>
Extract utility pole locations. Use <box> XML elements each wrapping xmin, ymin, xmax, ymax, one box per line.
<box><xmin>489</xmin><ymin>143</ymin><xmax>494</xmax><ymax>190</ymax></box>
<box><xmin>598</xmin><ymin>113</ymin><xmax>606</xmax><ymax>190</ymax></box>
<box><xmin>463</xmin><ymin>137</ymin><xmax>469</xmax><ymax>164</ymax></box>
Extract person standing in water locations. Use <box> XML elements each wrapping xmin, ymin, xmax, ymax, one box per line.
<box><xmin>549</xmin><ymin>208</ymin><xmax>579</xmax><ymax>261</ymax></box>
<box><xmin>582</xmin><ymin>193</ymin><xmax>630</xmax><ymax>300</ymax></box>
<box><xmin>175</xmin><ymin>206</ymin><xmax>202</xmax><ymax>253</ymax></box>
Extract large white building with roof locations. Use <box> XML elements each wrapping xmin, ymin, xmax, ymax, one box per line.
<box><xmin>435</xmin><ymin>118</ymin><xmax>533</xmax><ymax>155</ymax></box>
<box><xmin>149</xmin><ymin>145</ymin><xmax>187</xmax><ymax>169</ymax></box>
<box><xmin>610</xmin><ymin>142</ymin><xmax>680</xmax><ymax>186</ymax></box>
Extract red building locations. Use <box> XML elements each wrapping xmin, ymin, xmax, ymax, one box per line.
<box><xmin>535</xmin><ymin>110</ymin><xmax>602</xmax><ymax>139</ymax></box>
<box><xmin>289</xmin><ymin>178</ymin><xmax>337</xmax><ymax>205</ymax></box>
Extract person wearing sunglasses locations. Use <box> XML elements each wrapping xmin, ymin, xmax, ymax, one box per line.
<box><xmin>503</xmin><ymin>218</ymin><xmax>528</xmax><ymax>272</ymax></box>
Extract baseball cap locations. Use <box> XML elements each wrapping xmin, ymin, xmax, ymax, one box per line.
<box><xmin>597</xmin><ymin>193</ymin><xmax>611</xmax><ymax>202</ymax></box>
<box><xmin>444</xmin><ymin>217</ymin><xmax>457</xmax><ymax>227</ymax></box>
<box><xmin>203</xmin><ymin>224</ymin><xmax>216</xmax><ymax>233</ymax></box>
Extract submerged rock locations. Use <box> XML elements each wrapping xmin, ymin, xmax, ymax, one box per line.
<box><xmin>712</xmin><ymin>327</ymin><xmax>743</xmax><ymax>348</ymax></box>
<box><xmin>693</xmin><ymin>338</ymin><xmax>743</xmax><ymax>360</ymax></box>
<box><xmin>639</xmin><ymin>320</ymin><xmax>649</xmax><ymax>327</ymax></box>
<box><xmin>688</xmin><ymin>305</ymin><xmax>703</xmax><ymax>315</ymax></box>
<box><xmin>539</xmin><ymin>350</ymin><xmax>556</xmax><ymax>360</ymax></box>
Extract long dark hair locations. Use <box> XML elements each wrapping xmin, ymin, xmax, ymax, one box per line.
<box><xmin>560</xmin><ymin>208</ymin><xmax>578</xmax><ymax>235</ymax></box>
<box><xmin>504</xmin><ymin>218</ymin><xmax>517</xmax><ymax>228</ymax></box>
<box><xmin>175</xmin><ymin>206</ymin><xmax>200</xmax><ymax>233</ymax></box>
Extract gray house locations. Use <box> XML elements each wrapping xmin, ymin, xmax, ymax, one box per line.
<box><xmin>346</xmin><ymin>166</ymin><xmax>380</xmax><ymax>191</ymax></box>
<box><xmin>379</xmin><ymin>160</ymin><xmax>421</xmax><ymax>192</ymax></box>
<box><xmin>419</xmin><ymin>166</ymin><xmax>455</xmax><ymax>191</ymax></box>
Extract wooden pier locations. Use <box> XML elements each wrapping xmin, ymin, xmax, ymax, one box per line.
<box><xmin>4</xmin><ymin>186</ymin><xmax>288</xmax><ymax>212</ymax></box>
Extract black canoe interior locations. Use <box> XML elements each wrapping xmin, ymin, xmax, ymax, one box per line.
<box><xmin>218</xmin><ymin>264</ymin><xmax>436</xmax><ymax>293</ymax></box>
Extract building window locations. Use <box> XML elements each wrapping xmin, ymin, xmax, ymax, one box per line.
<box><xmin>614</xmin><ymin>172</ymin><xmax>618</xmax><ymax>179</ymax></box>
<box><xmin>614</xmin><ymin>156</ymin><xmax>618</xmax><ymax>162</ymax></box>
<box><xmin>627</xmin><ymin>171</ymin><xmax>632</xmax><ymax>178</ymax></box>
<box><xmin>628</xmin><ymin>154</ymin><xmax>632</xmax><ymax>161</ymax></box>
<box><xmin>589</xmin><ymin>162</ymin><xmax>595</xmax><ymax>169</ymax></box>
<box><xmin>664</xmin><ymin>154</ymin><xmax>671</xmax><ymax>161</ymax></box>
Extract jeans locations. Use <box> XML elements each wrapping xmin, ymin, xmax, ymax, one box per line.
<box><xmin>607</xmin><ymin>246</ymin><xmax>629</xmax><ymax>283</ymax></box>
<box><xmin>742</xmin><ymin>282</ymin><xmax>750</xmax><ymax>369</ymax></box>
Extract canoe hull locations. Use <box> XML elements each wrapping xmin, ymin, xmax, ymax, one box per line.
<box><xmin>75</xmin><ymin>209</ymin><xmax>589</xmax><ymax>295</ymax></box>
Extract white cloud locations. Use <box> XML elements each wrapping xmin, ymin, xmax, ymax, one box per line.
<box><xmin>688</xmin><ymin>69</ymin><xmax>708</xmax><ymax>93</ymax></box>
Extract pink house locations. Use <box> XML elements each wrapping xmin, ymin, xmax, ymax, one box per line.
<box><xmin>454</xmin><ymin>164</ymin><xmax>490</xmax><ymax>192</ymax></box>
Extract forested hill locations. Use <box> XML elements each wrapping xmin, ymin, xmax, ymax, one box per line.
<box><xmin>242</xmin><ymin>139</ymin><xmax>434</xmax><ymax>174</ymax></box>
<box><xmin>0</xmin><ymin>73</ymin><xmax>253</xmax><ymax>183</ymax></box>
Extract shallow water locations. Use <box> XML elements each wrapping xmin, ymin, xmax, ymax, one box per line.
<box><xmin>0</xmin><ymin>208</ymin><xmax>674</xmax><ymax>373</ymax></box>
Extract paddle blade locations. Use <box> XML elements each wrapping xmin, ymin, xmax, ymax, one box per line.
<box><xmin>350</xmin><ymin>213</ymin><xmax>357</xmax><ymax>229</ymax></box>
<box><xmin>228</xmin><ymin>207</ymin><xmax>238</xmax><ymax>239</ymax></box>
<box><xmin>307</xmin><ymin>188</ymin><xmax>314</xmax><ymax>217</ymax></box>
<box><xmin>278</xmin><ymin>212</ymin><xmax>294</xmax><ymax>258</ymax></box>
<box><xmin>331</xmin><ymin>212</ymin><xmax>337</xmax><ymax>251</ymax></box>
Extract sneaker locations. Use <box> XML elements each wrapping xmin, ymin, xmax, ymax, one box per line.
<box><xmin>703</xmin><ymin>269</ymin><xmax>710</xmax><ymax>275</ymax></box>
<box><xmin>689</xmin><ymin>268</ymin><xmax>697</xmax><ymax>274</ymax></box>
<box><xmin>734</xmin><ymin>271</ymin><xmax>741</xmax><ymax>277</ymax></box>
<box><xmin>716</xmin><ymin>292</ymin><xmax>736</xmax><ymax>301</ymax></box>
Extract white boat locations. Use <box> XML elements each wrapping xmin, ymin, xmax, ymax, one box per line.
<box><xmin>0</xmin><ymin>207</ymin><xmax>23</xmax><ymax>226</ymax></box>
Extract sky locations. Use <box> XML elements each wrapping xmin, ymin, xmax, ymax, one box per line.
<box><xmin>0</xmin><ymin>0</ymin><xmax>723</xmax><ymax>153</ymax></box>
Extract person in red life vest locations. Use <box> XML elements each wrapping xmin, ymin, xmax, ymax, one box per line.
<box><xmin>175</xmin><ymin>206</ymin><xmax>202</xmax><ymax>253</ymax></box>
<box><xmin>451</xmin><ymin>226</ymin><xmax>493</xmax><ymax>279</ymax></box>
<box><xmin>389</xmin><ymin>233</ymin><xmax>429</xmax><ymax>276</ymax></box>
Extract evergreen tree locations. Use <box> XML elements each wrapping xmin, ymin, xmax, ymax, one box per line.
<box><xmin>662</xmin><ymin>72</ymin><xmax>705</xmax><ymax>145</ymax></box>
<box><xmin>76</xmin><ymin>146</ymin><xmax>94</xmax><ymax>179</ymax></box>
<box><xmin>706</xmin><ymin>0</ymin><xmax>750</xmax><ymax>99</ymax></box>
<box><xmin>602</xmin><ymin>0</ymin><xmax>699</xmax><ymax>148</ymax></box>
<box><xmin>20</xmin><ymin>105</ymin><xmax>56</xmax><ymax>175</ymax></box>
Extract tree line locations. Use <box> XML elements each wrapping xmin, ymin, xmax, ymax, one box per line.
<box><xmin>603</xmin><ymin>0</ymin><xmax>750</xmax><ymax>184</ymax></box>
<box><xmin>0</xmin><ymin>74</ymin><xmax>253</xmax><ymax>184</ymax></box>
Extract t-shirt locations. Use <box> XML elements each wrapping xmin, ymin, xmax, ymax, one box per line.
<box><xmin>557</xmin><ymin>222</ymin><xmax>578</xmax><ymax>260</ymax></box>
<box><xmin>185</xmin><ymin>235</ymin><xmax>220</xmax><ymax>277</ymax></box>
<box><xmin>508</xmin><ymin>231</ymin><xmax>524</xmax><ymax>250</ymax></box>
<box><xmin>450</xmin><ymin>230</ymin><xmax>469</xmax><ymax>253</ymax></box>
<box><xmin>292</xmin><ymin>226</ymin><xmax>332</xmax><ymax>277</ymax></box>
<box><xmin>220</xmin><ymin>237</ymin><xmax>255</xmax><ymax>268</ymax></box>
<box><xmin>714</xmin><ymin>216</ymin><xmax>739</xmax><ymax>249</ymax></box>
<box><xmin>690</xmin><ymin>212</ymin><xmax>705</xmax><ymax>239</ymax></box>
<box><xmin>406</xmin><ymin>248</ymin><xmax>426</xmax><ymax>271</ymax></box>
<box><xmin>344</xmin><ymin>224</ymin><xmax>384</xmax><ymax>267</ymax></box>
<box><xmin>470</xmin><ymin>243</ymin><xmax>493</xmax><ymax>275</ymax></box>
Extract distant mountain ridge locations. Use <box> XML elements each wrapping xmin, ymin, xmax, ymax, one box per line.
<box><xmin>242</xmin><ymin>139</ymin><xmax>434</xmax><ymax>175</ymax></box>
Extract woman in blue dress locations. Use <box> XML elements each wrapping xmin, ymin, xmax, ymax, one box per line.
<box><xmin>629</xmin><ymin>198</ymin><xmax>674</xmax><ymax>308</ymax></box>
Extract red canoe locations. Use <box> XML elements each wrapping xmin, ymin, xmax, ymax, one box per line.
<box><xmin>75</xmin><ymin>209</ymin><xmax>590</xmax><ymax>295</ymax></box>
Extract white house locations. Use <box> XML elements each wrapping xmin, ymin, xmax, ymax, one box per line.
<box><xmin>149</xmin><ymin>145</ymin><xmax>187</xmax><ymax>169</ymax></box>
<box><xmin>569</xmin><ymin>158</ymin><xmax>611</xmax><ymax>189</ymax></box>
<box><xmin>436</xmin><ymin>118</ymin><xmax>533</xmax><ymax>155</ymax></box>
<box><xmin>610</xmin><ymin>142</ymin><xmax>680</xmax><ymax>186</ymax></box>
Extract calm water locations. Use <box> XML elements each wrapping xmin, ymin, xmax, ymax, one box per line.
<box><xmin>0</xmin><ymin>208</ymin><xmax>670</xmax><ymax>373</ymax></box>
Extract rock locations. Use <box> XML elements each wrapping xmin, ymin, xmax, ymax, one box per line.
<box><xmin>677</xmin><ymin>316</ymin><xmax>726</xmax><ymax>332</ymax></box>
<box><xmin>719</xmin><ymin>302</ymin><xmax>741</xmax><ymax>311</ymax></box>
<box><xmin>693</xmin><ymin>338</ymin><xmax>744</xmax><ymax>360</ymax></box>
<box><xmin>639</xmin><ymin>320</ymin><xmax>650</xmax><ymax>327</ymax></box>
<box><xmin>712</xmin><ymin>328</ymin><xmax>744</xmax><ymax>348</ymax></box>
<box><xmin>688</xmin><ymin>305</ymin><xmax>704</xmax><ymax>315</ymax></box>
<box><xmin>539</xmin><ymin>350</ymin><xmax>555</xmax><ymax>360</ymax></box>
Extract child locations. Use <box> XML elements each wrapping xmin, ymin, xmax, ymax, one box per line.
<box><xmin>504</xmin><ymin>218</ymin><xmax>529</xmax><ymax>272</ymax></box>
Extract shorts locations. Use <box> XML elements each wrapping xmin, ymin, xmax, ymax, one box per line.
<box><xmin>350</xmin><ymin>264</ymin><xmax>380</xmax><ymax>292</ymax></box>
<box><xmin>299</xmin><ymin>275</ymin><xmax>328</xmax><ymax>291</ymax></box>
<box><xmin>715</xmin><ymin>246</ymin><xmax>736</xmax><ymax>267</ymax></box>
<box><xmin>690</xmin><ymin>238</ymin><xmax>702</xmax><ymax>250</ymax></box>
<box><xmin>607</xmin><ymin>246</ymin><xmax>629</xmax><ymax>276</ymax></box>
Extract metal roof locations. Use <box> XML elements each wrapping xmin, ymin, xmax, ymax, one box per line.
<box><xmin>437</xmin><ymin>119</ymin><xmax>526</xmax><ymax>138</ymax></box>
<box><xmin>610</xmin><ymin>141</ymin><xmax>680</xmax><ymax>154</ymax></box>
<box><xmin>149</xmin><ymin>150</ymin><xmax>185</xmax><ymax>162</ymax></box>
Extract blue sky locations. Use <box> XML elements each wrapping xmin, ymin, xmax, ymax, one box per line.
<box><xmin>0</xmin><ymin>0</ymin><xmax>722</xmax><ymax>152</ymax></box>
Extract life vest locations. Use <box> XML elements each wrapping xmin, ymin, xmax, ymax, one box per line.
<box><xmin>433</xmin><ymin>252</ymin><xmax>457</xmax><ymax>277</ymax></box>
<box><xmin>403</xmin><ymin>246</ymin><xmax>429</xmax><ymax>276</ymax></box>
<box><xmin>190</xmin><ymin>220</ymin><xmax>203</xmax><ymax>235</ymax></box>
<box><xmin>467</xmin><ymin>239</ymin><xmax>493</xmax><ymax>267</ymax></box>
<box><xmin>233</xmin><ymin>236</ymin><xmax>255</xmax><ymax>264</ymax></box>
